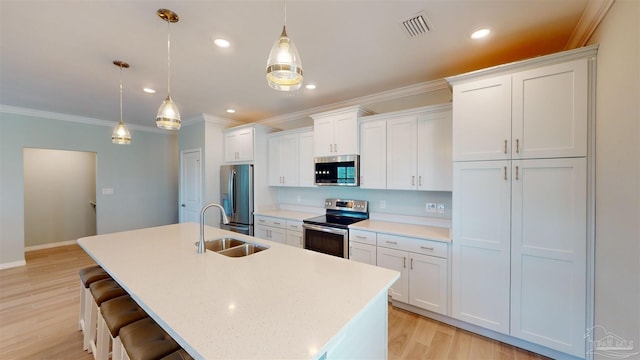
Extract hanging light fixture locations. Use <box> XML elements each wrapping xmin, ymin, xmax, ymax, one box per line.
<box><xmin>111</xmin><ymin>60</ymin><xmax>132</xmax><ymax>145</ymax></box>
<box><xmin>156</xmin><ymin>8</ymin><xmax>181</xmax><ymax>130</ymax></box>
<box><xmin>266</xmin><ymin>0</ymin><xmax>303</xmax><ymax>91</ymax></box>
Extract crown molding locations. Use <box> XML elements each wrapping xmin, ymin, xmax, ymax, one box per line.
<box><xmin>565</xmin><ymin>0</ymin><xmax>614</xmax><ymax>49</ymax></box>
<box><xmin>256</xmin><ymin>79</ymin><xmax>450</xmax><ymax>127</ymax></box>
<box><xmin>181</xmin><ymin>113</ymin><xmax>242</xmax><ymax>128</ymax></box>
<box><xmin>0</xmin><ymin>104</ymin><xmax>172</xmax><ymax>134</ymax></box>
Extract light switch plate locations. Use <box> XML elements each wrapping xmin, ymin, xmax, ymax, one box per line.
<box><xmin>102</xmin><ymin>188</ymin><xmax>114</xmax><ymax>195</ymax></box>
<box><xmin>437</xmin><ymin>203</ymin><xmax>445</xmax><ymax>214</ymax></box>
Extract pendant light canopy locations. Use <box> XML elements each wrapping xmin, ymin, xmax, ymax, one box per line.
<box><xmin>112</xmin><ymin>60</ymin><xmax>132</xmax><ymax>145</ymax></box>
<box><xmin>266</xmin><ymin>1</ymin><xmax>303</xmax><ymax>91</ymax></box>
<box><xmin>156</xmin><ymin>8</ymin><xmax>181</xmax><ymax>130</ymax></box>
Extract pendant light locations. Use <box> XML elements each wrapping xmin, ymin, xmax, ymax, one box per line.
<box><xmin>155</xmin><ymin>9</ymin><xmax>181</xmax><ymax>130</ymax></box>
<box><xmin>266</xmin><ymin>0</ymin><xmax>303</xmax><ymax>91</ymax></box>
<box><xmin>111</xmin><ymin>60</ymin><xmax>132</xmax><ymax>145</ymax></box>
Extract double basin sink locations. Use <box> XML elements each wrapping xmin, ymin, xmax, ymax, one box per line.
<box><xmin>197</xmin><ymin>238</ymin><xmax>269</xmax><ymax>257</ymax></box>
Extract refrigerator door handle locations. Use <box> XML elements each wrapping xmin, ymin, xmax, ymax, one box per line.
<box><xmin>229</xmin><ymin>169</ymin><xmax>237</xmax><ymax>216</ymax></box>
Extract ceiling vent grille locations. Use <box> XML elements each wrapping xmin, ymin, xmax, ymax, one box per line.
<box><xmin>401</xmin><ymin>12</ymin><xmax>430</xmax><ymax>38</ymax></box>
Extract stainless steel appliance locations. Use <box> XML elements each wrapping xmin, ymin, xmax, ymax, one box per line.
<box><xmin>314</xmin><ymin>155</ymin><xmax>360</xmax><ymax>186</ymax></box>
<box><xmin>303</xmin><ymin>199</ymin><xmax>368</xmax><ymax>258</ymax></box>
<box><xmin>220</xmin><ymin>164</ymin><xmax>254</xmax><ymax>235</ymax></box>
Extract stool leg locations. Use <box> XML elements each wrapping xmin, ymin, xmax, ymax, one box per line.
<box><xmin>86</xmin><ymin>299</ymin><xmax>98</xmax><ymax>354</ymax></box>
<box><xmin>112</xmin><ymin>336</ymin><xmax>123</xmax><ymax>360</ymax></box>
<box><xmin>121</xmin><ymin>344</ymin><xmax>130</xmax><ymax>360</ymax></box>
<box><xmin>82</xmin><ymin>287</ymin><xmax>93</xmax><ymax>350</ymax></box>
<box><xmin>95</xmin><ymin>312</ymin><xmax>110</xmax><ymax>360</ymax></box>
<box><xmin>79</xmin><ymin>280</ymin><xmax>85</xmax><ymax>332</ymax></box>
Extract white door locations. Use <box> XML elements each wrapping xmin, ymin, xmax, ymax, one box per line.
<box><xmin>510</xmin><ymin>158</ymin><xmax>587</xmax><ymax>356</ymax></box>
<box><xmin>386</xmin><ymin>116</ymin><xmax>417</xmax><ymax>190</ymax></box>
<box><xmin>179</xmin><ymin>150</ymin><xmax>201</xmax><ymax>223</ymax></box>
<box><xmin>452</xmin><ymin>75</ymin><xmax>511</xmax><ymax>161</ymax></box>
<box><xmin>377</xmin><ymin>247</ymin><xmax>409</xmax><ymax>303</ymax></box>
<box><xmin>360</xmin><ymin>119</ymin><xmax>387</xmax><ymax>189</ymax></box>
<box><xmin>452</xmin><ymin>160</ymin><xmax>511</xmax><ymax>334</ymax></box>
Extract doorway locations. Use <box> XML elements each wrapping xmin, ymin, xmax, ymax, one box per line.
<box><xmin>23</xmin><ymin>148</ymin><xmax>97</xmax><ymax>249</ymax></box>
<box><xmin>179</xmin><ymin>149</ymin><xmax>202</xmax><ymax>223</ymax></box>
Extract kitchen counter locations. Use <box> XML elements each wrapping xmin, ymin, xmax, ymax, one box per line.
<box><xmin>77</xmin><ymin>223</ymin><xmax>398</xmax><ymax>359</ymax></box>
<box><xmin>349</xmin><ymin>219</ymin><xmax>451</xmax><ymax>243</ymax></box>
<box><xmin>253</xmin><ymin>209</ymin><xmax>320</xmax><ymax>221</ymax></box>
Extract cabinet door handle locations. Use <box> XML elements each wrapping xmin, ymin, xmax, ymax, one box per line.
<box><xmin>385</xmin><ymin>240</ymin><xmax>398</xmax><ymax>245</ymax></box>
<box><xmin>410</xmin><ymin>258</ymin><xmax>414</xmax><ymax>270</ymax></box>
<box><xmin>334</xmin><ymin>143</ymin><xmax>337</xmax><ymax>153</ymax></box>
<box><xmin>403</xmin><ymin>257</ymin><xmax>406</xmax><ymax>268</ymax></box>
<box><xmin>515</xmin><ymin>165</ymin><xmax>519</xmax><ymax>180</ymax></box>
<box><xmin>515</xmin><ymin>139</ymin><xmax>520</xmax><ymax>154</ymax></box>
<box><xmin>356</xmin><ymin>235</ymin><xmax>366</xmax><ymax>239</ymax></box>
<box><xmin>411</xmin><ymin>176</ymin><xmax>415</xmax><ymax>186</ymax></box>
<box><xmin>420</xmin><ymin>246</ymin><xmax>434</xmax><ymax>251</ymax></box>
<box><xmin>329</xmin><ymin>144</ymin><xmax>333</xmax><ymax>153</ymax></box>
<box><xmin>418</xmin><ymin>176</ymin><xmax>422</xmax><ymax>187</ymax></box>
<box><xmin>504</xmin><ymin>166</ymin><xmax>508</xmax><ymax>180</ymax></box>
<box><xmin>504</xmin><ymin>140</ymin><xmax>508</xmax><ymax>154</ymax></box>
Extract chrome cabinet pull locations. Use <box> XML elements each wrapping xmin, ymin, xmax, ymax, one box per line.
<box><xmin>418</xmin><ymin>176</ymin><xmax>422</xmax><ymax>187</ymax></box>
<box><xmin>403</xmin><ymin>257</ymin><xmax>406</xmax><ymax>268</ymax></box>
<box><xmin>411</xmin><ymin>176</ymin><xmax>415</xmax><ymax>186</ymax></box>
<box><xmin>504</xmin><ymin>140</ymin><xmax>508</xmax><ymax>154</ymax></box>
<box><xmin>356</xmin><ymin>235</ymin><xmax>366</xmax><ymax>239</ymax></box>
<box><xmin>410</xmin><ymin>258</ymin><xmax>414</xmax><ymax>270</ymax></box>
<box><xmin>504</xmin><ymin>166</ymin><xmax>508</xmax><ymax>180</ymax></box>
<box><xmin>334</xmin><ymin>143</ymin><xmax>337</xmax><ymax>153</ymax></box>
<box><xmin>329</xmin><ymin>144</ymin><xmax>333</xmax><ymax>153</ymax></box>
<box><xmin>516</xmin><ymin>139</ymin><xmax>520</xmax><ymax>153</ymax></box>
<box><xmin>515</xmin><ymin>166</ymin><xmax>519</xmax><ymax>180</ymax></box>
<box><xmin>385</xmin><ymin>240</ymin><xmax>398</xmax><ymax>245</ymax></box>
<box><xmin>420</xmin><ymin>246</ymin><xmax>434</xmax><ymax>251</ymax></box>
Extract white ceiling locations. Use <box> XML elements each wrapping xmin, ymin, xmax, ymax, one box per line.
<box><xmin>0</xmin><ymin>0</ymin><xmax>589</xmax><ymax>129</ymax></box>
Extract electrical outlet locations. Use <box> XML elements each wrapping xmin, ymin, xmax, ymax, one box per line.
<box><xmin>437</xmin><ymin>203</ymin><xmax>445</xmax><ymax>214</ymax></box>
<box><xmin>426</xmin><ymin>203</ymin><xmax>437</xmax><ymax>213</ymax></box>
<box><xmin>380</xmin><ymin>200</ymin><xmax>386</xmax><ymax>209</ymax></box>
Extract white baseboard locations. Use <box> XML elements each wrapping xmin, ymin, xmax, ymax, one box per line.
<box><xmin>25</xmin><ymin>239</ymin><xmax>78</xmax><ymax>252</ymax></box>
<box><xmin>0</xmin><ymin>259</ymin><xmax>26</xmax><ymax>270</ymax></box>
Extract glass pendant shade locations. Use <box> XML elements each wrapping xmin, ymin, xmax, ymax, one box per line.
<box><xmin>112</xmin><ymin>121</ymin><xmax>131</xmax><ymax>144</ymax></box>
<box><xmin>266</xmin><ymin>26</ymin><xmax>303</xmax><ymax>91</ymax></box>
<box><xmin>155</xmin><ymin>95</ymin><xmax>181</xmax><ymax>130</ymax></box>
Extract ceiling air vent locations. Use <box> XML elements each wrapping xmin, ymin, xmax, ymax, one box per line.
<box><xmin>401</xmin><ymin>12</ymin><xmax>430</xmax><ymax>38</ymax></box>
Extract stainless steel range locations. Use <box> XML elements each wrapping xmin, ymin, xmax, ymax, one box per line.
<box><xmin>302</xmin><ymin>199</ymin><xmax>368</xmax><ymax>258</ymax></box>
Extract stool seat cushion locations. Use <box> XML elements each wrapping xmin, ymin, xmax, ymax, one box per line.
<box><xmin>90</xmin><ymin>278</ymin><xmax>127</xmax><ymax>306</ymax></box>
<box><xmin>79</xmin><ymin>265</ymin><xmax>110</xmax><ymax>287</ymax></box>
<box><xmin>120</xmin><ymin>318</ymin><xmax>180</xmax><ymax>360</ymax></box>
<box><xmin>101</xmin><ymin>295</ymin><xmax>148</xmax><ymax>336</ymax></box>
<box><xmin>160</xmin><ymin>349</ymin><xmax>194</xmax><ymax>360</ymax></box>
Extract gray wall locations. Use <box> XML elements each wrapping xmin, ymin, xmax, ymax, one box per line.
<box><xmin>0</xmin><ymin>110</ymin><xmax>179</xmax><ymax>266</ymax></box>
<box><xmin>23</xmin><ymin>148</ymin><xmax>97</xmax><ymax>247</ymax></box>
<box><xmin>588</xmin><ymin>0</ymin><xmax>640</xmax><ymax>357</ymax></box>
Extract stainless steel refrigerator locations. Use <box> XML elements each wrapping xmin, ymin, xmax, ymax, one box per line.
<box><xmin>220</xmin><ymin>164</ymin><xmax>254</xmax><ymax>235</ymax></box>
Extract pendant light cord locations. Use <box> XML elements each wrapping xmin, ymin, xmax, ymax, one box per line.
<box><xmin>119</xmin><ymin>65</ymin><xmax>124</xmax><ymax>125</ymax></box>
<box><xmin>166</xmin><ymin>20</ymin><xmax>171</xmax><ymax>96</ymax></box>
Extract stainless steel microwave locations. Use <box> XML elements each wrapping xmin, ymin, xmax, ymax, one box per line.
<box><xmin>314</xmin><ymin>155</ymin><xmax>359</xmax><ymax>186</ymax></box>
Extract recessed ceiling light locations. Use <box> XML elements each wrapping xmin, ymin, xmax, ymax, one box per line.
<box><xmin>305</xmin><ymin>84</ymin><xmax>317</xmax><ymax>90</ymax></box>
<box><xmin>471</xmin><ymin>28</ymin><xmax>491</xmax><ymax>39</ymax></box>
<box><xmin>214</xmin><ymin>38</ymin><xmax>231</xmax><ymax>48</ymax></box>
<box><xmin>143</xmin><ymin>87</ymin><xmax>156</xmax><ymax>94</ymax></box>
<box><xmin>226</xmin><ymin>108</ymin><xmax>236</xmax><ymax>114</ymax></box>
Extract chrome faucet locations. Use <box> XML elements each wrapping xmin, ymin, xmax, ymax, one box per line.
<box><xmin>198</xmin><ymin>203</ymin><xmax>230</xmax><ymax>254</ymax></box>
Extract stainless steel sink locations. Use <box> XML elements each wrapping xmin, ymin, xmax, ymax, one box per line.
<box><xmin>196</xmin><ymin>238</ymin><xmax>269</xmax><ymax>257</ymax></box>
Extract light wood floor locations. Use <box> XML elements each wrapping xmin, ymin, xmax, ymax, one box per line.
<box><xmin>0</xmin><ymin>245</ymin><xmax>549</xmax><ymax>360</ymax></box>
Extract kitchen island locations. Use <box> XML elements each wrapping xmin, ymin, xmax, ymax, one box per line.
<box><xmin>77</xmin><ymin>223</ymin><xmax>399</xmax><ymax>359</ymax></box>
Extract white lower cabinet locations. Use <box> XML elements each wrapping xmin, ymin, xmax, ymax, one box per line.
<box><xmin>254</xmin><ymin>216</ymin><xmax>286</xmax><ymax>244</ymax></box>
<box><xmin>376</xmin><ymin>234</ymin><xmax>449</xmax><ymax>315</ymax></box>
<box><xmin>285</xmin><ymin>220</ymin><xmax>304</xmax><ymax>248</ymax></box>
<box><xmin>349</xmin><ymin>229</ymin><xmax>377</xmax><ymax>265</ymax></box>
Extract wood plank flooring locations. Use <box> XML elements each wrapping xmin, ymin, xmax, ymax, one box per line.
<box><xmin>0</xmin><ymin>245</ymin><xmax>549</xmax><ymax>360</ymax></box>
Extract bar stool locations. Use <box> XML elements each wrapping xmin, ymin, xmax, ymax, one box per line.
<box><xmin>160</xmin><ymin>349</ymin><xmax>194</xmax><ymax>360</ymax></box>
<box><xmin>96</xmin><ymin>295</ymin><xmax>148</xmax><ymax>360</ymax></box>
<box><xmin>119</xmin><ymin>317</ymin><xmax>180</xmax><ymax>360</ymax></box>
<box><xmin>78</xmin><ymin>266</ymin><xmax>111</xmax><ymax>350</ymax></box>
<box><xmin>87</xmin><ymin>278</ymin><xmax>127</xmax><ymax>355</ymax></box>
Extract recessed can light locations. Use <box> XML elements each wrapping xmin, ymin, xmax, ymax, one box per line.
<box><xmin>143</xmin><ymin>87</ymin><xmax>156</xmax><ymax>94</ymax></box>
<box><xmin>471</xmin><ymin>28</ymin><xmax>491</xmax><ymax>39</ymax></box>
<box><xmin>214</xmin><ymin>38</ymin><xmax>231</xmax><ymax>48</ymax></box>
<box><xmin>305</xmin><ymin>84</ymin><xmax>317</xmax><ymax>90</ymax></box>
<box><xmin>226</xmin><ymin>108</ymin><xmax>236</xmax><ymax>114</ymax></box>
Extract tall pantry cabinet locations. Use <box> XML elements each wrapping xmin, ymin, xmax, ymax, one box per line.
<box><xmin>447</xmin><ymin>45</ymin><xmax>596</xmax><ymax>359</ymax></box>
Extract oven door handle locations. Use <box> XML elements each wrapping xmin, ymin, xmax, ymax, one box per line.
<box><xmin>302</xmin><ymin>223</ymin><xmax>348</xmax><ymax>236</ymax></box>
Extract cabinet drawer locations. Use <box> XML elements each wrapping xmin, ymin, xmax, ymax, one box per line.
<box><xmin>254</xmin><ymin>216</ymin><xmax>286</xmax><ymax>229</ymax></box>
<box><xmin>377</xmin><ymin>233</ymin><xmax>448</xmax><ymax>258</ymax></box>
<box><xmin>349</xmin><ymin>230</ymin><xmax>377</xmax><ymax>246</ymax></box>
<box><xmin>286</xmin><ymin>220</ymin><xmax>303</xmax><ymax>232</ymax></box>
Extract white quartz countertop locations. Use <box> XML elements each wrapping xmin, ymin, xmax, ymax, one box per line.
<box><xmin>253</xmin><ymin>209</ymin><xmax>320</xmax><ymax>221</ymax></box>
<box><xmin>77</xmin><ymin>223</ymin><xmax>398</xmax><ymax>359</ymax></box>
<box><xmin>349</xmin><ymin>220</ymin><xmax>451</xmax><ymax>243</ymax></box>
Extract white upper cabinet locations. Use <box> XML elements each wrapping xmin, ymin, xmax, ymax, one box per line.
<box><xmin>267</xmin><ymin>128</ymin><xmax>315</xmax><ymax>187</ymax></box>
<box><xmin>417</xmin><ymin>110</ymin><xmax>453</xmax><ymax>191</ymax></box>
<box><xmin>224</xmin><ymin>126</ymin><xmax>255</xmax><ymax>162</ymax></box>
<box><xmin>359</xmin><ymin>119</ymin><xmax>387</xmax><ymax>189</ymax></box>
<box><xmin>452</xmin><ymin>58</ymin><xmax>588</xmax><ymax>161</ymax></box>
<box><xmin>386</xmin><ymin>116</ymin><xmax>418</xmax><ymax>190</ymax></box>
<box><xmin>312</xmin><ymin>106</ymin><xmax>369</xmax><ymax>157</ymax></box>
